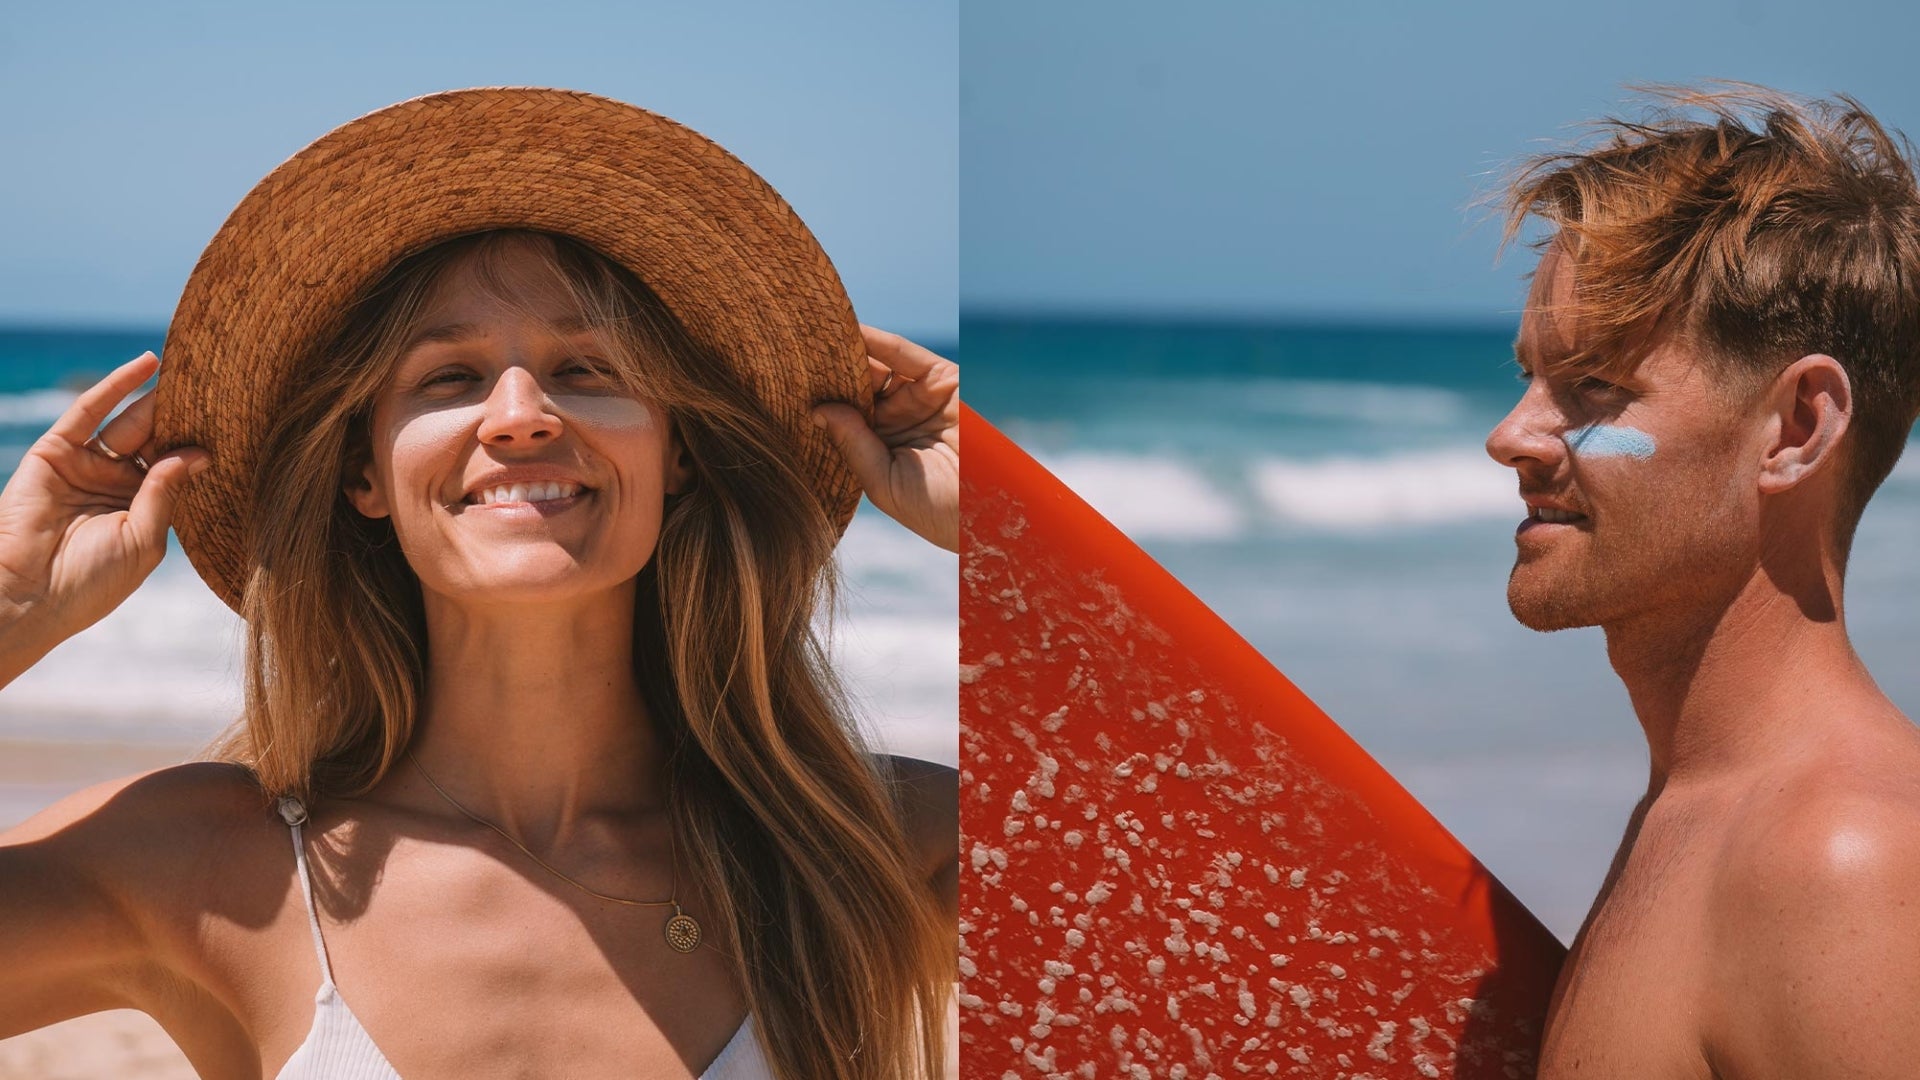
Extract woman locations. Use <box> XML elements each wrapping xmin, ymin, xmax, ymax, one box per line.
<box><xmin>0</xmin><ymin>90</ymin><xmax>956</xmax><ymax>1079</ymax></box>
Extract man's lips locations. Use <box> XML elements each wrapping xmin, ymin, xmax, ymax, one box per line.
<box><xmin>1518</xmin><ymin>495</ymin><xmax>1590</xmax><ymax>534</ymax></box>
<box><xmin>1527</xmin><ymin>505</ymin><xmax>1587</xmax><ymax>525</ymax></box>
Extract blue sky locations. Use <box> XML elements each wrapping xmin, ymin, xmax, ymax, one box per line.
<box><xmin>963</xmin><ymin>0</ymin><xmax>1920</xmax><ymax>322</ymax></box>
<box><xmin>0</xmin><ymin>0</ymin><xmax>955</xmax><ymax>340</ymax></box>
<box><xmin>14</xmin><ymin>3</ymin><xmax>1919</xmax><ymax>330</ymax></box>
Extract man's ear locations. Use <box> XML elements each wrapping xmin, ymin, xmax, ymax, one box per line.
<box><xmin>1757</xmin><ymin>353</ymin><xmax>1852</xmax><ymax>496</ymax></box>
<box><xmin>343</xmin><ymin>454</ymin><xmax>392</xmax><ymax>519</ymax></box>
<box><xmin>665</xmin><ymin>427</ymin><xmax>695</xmax><ymax>496</ymax></box>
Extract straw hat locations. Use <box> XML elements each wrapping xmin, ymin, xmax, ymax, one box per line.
<box><xmin>153</xmin><ymin>87</ymin><xmax>868</xmax><ymax>611</ymax></box>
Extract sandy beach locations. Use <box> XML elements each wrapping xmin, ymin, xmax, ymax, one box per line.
<box><xmin>0</xmin><ymin>1012</ymin><xmax>193</xmax><ymax>1080</ymax></box>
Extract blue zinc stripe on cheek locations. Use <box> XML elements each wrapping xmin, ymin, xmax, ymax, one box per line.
<box><xmin>1565</xmin><ymin>424</ymin><xmax>1657</xmax><ymax>460</ymax></box>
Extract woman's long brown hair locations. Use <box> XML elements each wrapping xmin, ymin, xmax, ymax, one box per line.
<box><xmin>214</xmin><ymin>230</ymin><xmax>950</xmax><ymax>1079</ymax></box>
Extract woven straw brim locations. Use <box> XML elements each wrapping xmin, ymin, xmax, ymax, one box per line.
<box><xmin>154</xmin><ymin>87</ymin><xmax>868</xmax><ymax>612</ymax></box>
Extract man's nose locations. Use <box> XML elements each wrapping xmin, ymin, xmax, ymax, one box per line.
<box><xmin>1486</xmin><ymin>383</ymin><xmax>1565</xmax><ymax>470</ymax></box>
<box><xmin>476</xmin><ymin>366</ymin><xmax>562</xmax><ymax>445</ymax></box>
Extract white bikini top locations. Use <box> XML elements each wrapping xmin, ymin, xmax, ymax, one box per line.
<box><xmin>271</xmin><ymin>797</ymin><xmax>771</xmax><ymax>1080</ymax></box>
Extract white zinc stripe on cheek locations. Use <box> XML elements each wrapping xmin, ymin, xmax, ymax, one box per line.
<box><xmin>548</xmin><ymin>392</ymin><xmax>662</xmax><ymax>431</ymax></box>
<box><xmin>1565</xmin><ymin>424</ymin><xmax>1656</xmax><ymax>461</ymax></box>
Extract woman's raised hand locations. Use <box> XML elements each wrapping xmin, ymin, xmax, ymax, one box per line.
<box><xmin>812</xmin><ymin>327</ymin><xmax>959</xmax><ymax>552</ymax></box>
<box><xmin>0</xmin><ymin>352</ymin><xmax>208</xmax><ymax>679</ymax></box>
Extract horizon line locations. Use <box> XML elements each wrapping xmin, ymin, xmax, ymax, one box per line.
<box><xmin>960</xmin><ymin>307</ymin><xmax>1518</xmax><ymax>332</ymax></box>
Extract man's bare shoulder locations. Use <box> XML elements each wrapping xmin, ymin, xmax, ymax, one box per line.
<box><xmin>1710</xmin><ymin>728</ymin><xmax>1920</xmax><ymax>919</ymax></box>
<box><xmin>1714</xmin><ymin>723</ymin><xmax>1920</xmax><ymax>884</ymax></box>
<box><xmin>1702</xmin><ymin>741</ymin><xmax>1920</xmax><ymax>1076</ymax></box>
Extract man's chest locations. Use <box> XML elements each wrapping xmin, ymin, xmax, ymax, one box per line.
<box><xmin>1538</xmin><ymin>819</ymin><xmax>1720</xmax><ymax>1080</ymax></box>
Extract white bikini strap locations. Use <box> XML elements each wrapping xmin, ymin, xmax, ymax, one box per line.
<box><xmin>276</xmin><ymin>796</ymin><xmax>337</xmax><ymax>987</ymax></box>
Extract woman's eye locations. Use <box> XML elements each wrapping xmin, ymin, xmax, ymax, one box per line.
<box><xmin>422</xmin><ymin>368</ymin><xmax>477</xmax><ymax>387</ymax></box>
<box><xmin>560</xmin><ymin>359</ymin><xmax>616</xmax><ymax>380</ymax></box>
<box><xmin>1573</xmin><ymin>375</ymin><xmax>1622</xmax><ymax>395</ymax></box>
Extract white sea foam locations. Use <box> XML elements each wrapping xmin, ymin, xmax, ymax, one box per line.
<box><xmin>829</xmin><ymin>511</ymin><xmax>958</xmax><ymax>764</ymax></box>
<box><xmin>0</xmin><ymin>508</ymin><xmax>958</xmax><ymax>762</ymax></box>
<box><xmin>1021</xmin><ymin>447</ymin><xmax>1518</xmax><ymax>540</ymax></box>
<box><xmin>826</xmin><ymin>611</ymin><xmax>958</xmax><ymax>766</ymax></box>
<box><xmin>0</xmin><ymin>557</ymin><xmax>243</xmax><ymax>743</ymax></box>
<box><xmin>0</xmin><ymin>388</ymin><xmax>78</xmax><ymax>427</ymax></box>
<box><xmin>1252</xmin><ymin>448</ymin><xmax>1515</xmax><ymax>529</ymax></box>
<box><xmin>1031</xmin><ymin>451</ymin><xmax>1248</xmax><ymax>541</ymax></box>
<box><xmin>835</xmin><ymin>510</ymin><xmax>960</xmax><ymax>593</ymax></box>
<box><xmin>1180</xmin><ymin>377</ymin><xmax>1470</xmax><ymax>427</ymax></box>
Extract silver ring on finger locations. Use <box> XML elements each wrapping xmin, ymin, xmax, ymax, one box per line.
<box><xmin>84</xmin><ymin>435</ymin><xmax>129</xmax><ymax>462</ymax></box>
<box><xmin>85</xmin><ymin>436</ymin><xmax>148</xmax><ymax>472</ymax></box>
<box><xmin>878</xmin><ymin>370</ymin><xmax>898</xmax><ymax>396</ymax></box>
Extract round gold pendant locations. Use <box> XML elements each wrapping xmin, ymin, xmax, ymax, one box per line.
<box><xmin>665</xmin><ymin>910</ymin><xmax>702</xmax><ymax>953</ymax></box>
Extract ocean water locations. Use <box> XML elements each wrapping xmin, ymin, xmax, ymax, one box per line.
<box><xmin>0</xmin><ymin>328</ymin><xmax>958</xmax><ymax>767</ymax></box>
<box><xmin>963</xmin><ymin>315</ymin><xmax>1920</xmax><ymax>943</ymax></box>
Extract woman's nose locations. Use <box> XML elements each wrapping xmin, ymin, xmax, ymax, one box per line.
<box><xmin>476</xmin><ymin>366</ymin><xmax>562</xmax><ymax>445</ymax></box>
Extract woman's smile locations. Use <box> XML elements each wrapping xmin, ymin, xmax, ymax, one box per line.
<box><xmin>454</xmin><ymin>486</ymin><xmax>592</xmax><ymax>515</ymax></box>
<box><xmin>463</xmin><ymin>479</ymin><xmax>588</xmax><ymax>506</ymax></box>
<box><xmin>451</xmin><ymin>469</ymin><xmax>596</xmax><ymax>515</ymax></box>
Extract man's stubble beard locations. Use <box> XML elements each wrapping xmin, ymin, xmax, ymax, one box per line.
<box><xmin>1506</xmin><ymin>546</ymin><xmax>1621</xmax><ymax>632</ymax></box>
<box><xmin>1505</xmin><ymin>511</ymin><xmax>1752</xmax><ymax>635</ymax></box>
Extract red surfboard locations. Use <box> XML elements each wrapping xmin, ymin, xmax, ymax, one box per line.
<box><xmin>958</xmin><ymin>404</ymin><xmax>1564</xmax><ymax>1078</ymax></box>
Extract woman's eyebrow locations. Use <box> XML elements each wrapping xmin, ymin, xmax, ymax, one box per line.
<box><xmin>405</xmin><ymin>322</ymin><xmax>482</xmax><ymax>350</ymax></box>
<box><xmin>402</xmin><ymin>316</ymin><xmax>598</xmax><ymax>355</ymax></box>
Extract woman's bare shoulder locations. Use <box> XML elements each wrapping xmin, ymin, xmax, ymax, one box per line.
<box><xmin>6</xmin><ymin>761</ymin><xmax>272</xmax><ymax>842</ymax></box>
<box><xmin>877</xmin><ymin>755</ymin><xmax>957</xmax><ymax>876</ymax></box>
<box><xmin>0</xmin><ymin>763</ymin><xmax>297</xmax><ymax>1033</ymax></box>
<box><xmin>3</xmin><ymin>761</ymin><xmax>288</xmax><ymax>907</ymax></box>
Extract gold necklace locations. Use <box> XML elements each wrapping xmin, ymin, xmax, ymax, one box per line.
<box><xmin>406</xmin><ymin>748</ymin><xmax>701</xmax><ymax>953</ymax></box>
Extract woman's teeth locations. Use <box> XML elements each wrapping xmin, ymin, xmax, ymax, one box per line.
<box><xmin>469</xmin><ymin>481</ymin><xmax>582</xmax><ymax>505</ymax></box>
<box><xmin>1532</xmin><ymin>507</ymin><xmax>1583</xmax><ymax>524</ymax></box>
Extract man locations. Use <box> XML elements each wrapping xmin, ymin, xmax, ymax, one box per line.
<box><xmin>1486</xmin><ymin>86</ymin><xmax>1920</xmax><ymax>1076</ymax></box>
